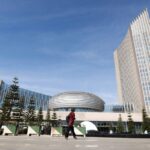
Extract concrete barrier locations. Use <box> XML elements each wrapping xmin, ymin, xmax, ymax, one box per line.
<box><xmin>74</xmin><ymin>127</ymin><xmax>86</xmax><ymax>137</ymax></box>
<box><xmin>1</xmin><ymin>125</ymin><xmax>16</xmax><ymax>135</ymax></box>
<box><xmin>27</xmin><ymin>126</ymin><xmax>40</xmax><ymax>136</ymax></box>
<box><xmin>51</xmin><ymin>127</ymin><xmax>63</xmax><ymax>136</ymax></box>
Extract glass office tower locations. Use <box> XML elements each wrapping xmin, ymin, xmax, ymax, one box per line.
<box><xmin>0</xmin><ymin>80</ymin><xmax>50</xmax><ymax>110</ymax></box>
<box><xmin>114</xmin><ymin>9</ymin><xmax>150</xmax><ymax>113</ymax></box>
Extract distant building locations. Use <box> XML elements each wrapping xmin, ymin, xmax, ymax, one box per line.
<box><xmin>105</xmin><ymin>105</ymin><xmax>126</xmax><ymax>113</ymax></box>
<box><xmin>0</xmin><ymin>80</ymin><xmax>129</xmax><ymax>113</ymax></box>
<box><xmin>114</xmin><ymin>9</ymin><xmax>150</xmax><ymax>113</ymax></box>
<box><xmin>0</xmin><ymin>80</ymin><xmax>144</xmax><ymax>133</ymax></box>
<box><xmin>0</xmin><ymin>80</ymin><xmax>50</xmax><ymax>110</ymax></box>
<box><xmin>49</xmin><ymin>91</ymin><xmax>105</xmax><ymax>112</ymax></box>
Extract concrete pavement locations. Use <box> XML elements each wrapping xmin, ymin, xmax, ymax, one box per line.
<box><xmin>0</xmin><ymin>135</ymin><xmax>149</xmax><ymax>150</ymax></box>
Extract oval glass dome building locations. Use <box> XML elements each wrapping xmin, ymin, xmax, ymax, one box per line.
<box><xmin>49</xmin><ymin>91</ymin><xmax>105</xmax><ymax>112</ymax></box>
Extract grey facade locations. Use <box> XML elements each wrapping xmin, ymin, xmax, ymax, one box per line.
<box><xmin>114</xmin><ymin>9</ymin><xmax>150</xmax><ymax>113</ymax></box>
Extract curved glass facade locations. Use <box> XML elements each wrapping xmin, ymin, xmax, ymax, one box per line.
<box><xmin>0</xmin><ymin>80</ymin><xmax>50</xmax><ymax>110</ymax></box>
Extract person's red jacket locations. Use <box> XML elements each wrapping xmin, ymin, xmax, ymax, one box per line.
<box><xmin>68</xmin><ymin>112</ymin><xmax>75</xmax><ymax>127</ymax></box>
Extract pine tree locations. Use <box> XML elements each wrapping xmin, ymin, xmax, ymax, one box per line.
<box><xmin>37</xmin><ymin>107</ymin><xmax>43</xmax><ymax>136</ymax></box>
<box><xmin>1</xmin><ymin>77</ymin><xmax>22</xmax><ymax>123</ymax></box>
<box><xmin>37</xmin><ymin>107</ymin><xmax>43</xmax><ymax>124</ymax></box>
<box><xmin>52</xmin><ymin>111</ymin><xmax>57</xmax><ymax>120</ymax></box>
<box><xmin>25</xmin><ymin>96</ymin><xmax>36</xmax><ymax>125</ymax></box>
<box><xmin>45</xmin><ymin>108</ymin><xmax>51</xmax><ymax>134</ymax></box>
<box><xmin>1</xmin><ymin>77</ymin><xmax>22</xmax><ymax>135</ymax></box>
<box><xmin>127</xmin><ymin>113</ymin><xmax>135</xmax><ymax>134</ymax></box>
<box><xmin>117</xmin><ymin>114</ymin><xmax>124</xmax><ymax>133</ymax></box>
<box><xmin>19</xmin><ymin>96</ymin><xmax>25</xmax><ymax>122</ymax></box>
<box><xmin>142</xmin><ymin>109</ymin><xmax>150</xmax><ymax>133</ymax></box>
<box><xmin>51</xmin><ymin>111</ymin><xmax>58</xmax><ymax>127</ymax></box>
<box><xmin>10</xmin><ymin>77</ymin><xmax>21</xmax><ymax>122</ymax></box>
<box><xmin>46</xmin><ymin>108</ymin><xmax>51</xmax><ymax>122</ymax></box>
<box><xmin>1</xmin><ymin>90</ymin><xmax>12</xmax><ymax>122</ymax></box>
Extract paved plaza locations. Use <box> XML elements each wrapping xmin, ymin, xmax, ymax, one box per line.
<box><xmin>0</xmin><ymin>136</ymin><xmax>149</xmax><ymax>150</ymax></box>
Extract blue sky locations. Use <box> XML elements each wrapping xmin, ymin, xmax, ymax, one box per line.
<box><xmin>0</xmin><ymin>0</ymin><xmax>150</xmax><ymax>104</ymax></box>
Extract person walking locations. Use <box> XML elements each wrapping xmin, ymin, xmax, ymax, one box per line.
<box><xmin>65</xmin><ymin>108</ymin><xmax>77</xmax><ymax>139</ymax></box>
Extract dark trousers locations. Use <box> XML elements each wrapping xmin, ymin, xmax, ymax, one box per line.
<box><xmin>65</xmin><ymin>126</ymin><xmax>76</xmax><ymax>138</ymax></box>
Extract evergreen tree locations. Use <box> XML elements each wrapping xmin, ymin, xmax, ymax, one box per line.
<box><xmin>10</xmin><ymin>77</ymin><xmax>21</xmax><ymax>122</ymax></box>
<box><xmin>19</xmin><ymin>96</ymin><xmax>25</xmax><ymax>122</ymax></box>
<box><xmin>51</xmin><ymin>111</ymin><xmax>58</xmax><ymax>127</ymax></box>
<box><xmin>25</xmin><ymin>96</ymin><xmax>36</xmax><ymax>124</ymax></box>
<box><xmin>37</xmin><ymin>107</ymin><xmax>43</xmax><ymax>136</ymax></box>
<box><xmin>1</xmin><ymin>77</ymin><xmax>23</xmax><ymax>135</ymax></box>
<box><xmin>37</xmin><ymin>107</ymin><xmax>43</xmax><ymax>124</ymax></box>
<box><xmin>142</xmin><ymin>109</ymin><xmax>150</xmax><ymax>132</ymax></box>
<box><xmin>46</xmin><ymin>108</ymin><xmax>51</xmax><ymax>122</ymax></box>
<box><xmin>117</xmin><ymin>114</ymin><xmax>124</xmax><ymax>133</ymax></box>
<box><xmin>1</xmin><ymin>77</ymin><xmax>21</xmax><ymax>123</ymax></box>
<box><xmin>52</xmin><ymin>111</ymin><xmax>57</xmax><ymax>120</ymax></box>
<box><xmin>45</xmin><ymin>108</ymin><xmax>51</xmax><ymax>134</ymax></box>
<box><xmin>127</xmin><ymin>113</ymin><xmax>135</xmax><ymax>134</ymax></box>
<box><xmin>1</xmin><ymin>90</ymin><xmax>12</xmax><ymax>122</ymax></box>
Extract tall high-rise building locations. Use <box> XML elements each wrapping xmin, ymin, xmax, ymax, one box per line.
<box><xmin>114</xmin><ymin>9</ymin><xmax>150</xmax><ymax>113</ymax></box>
